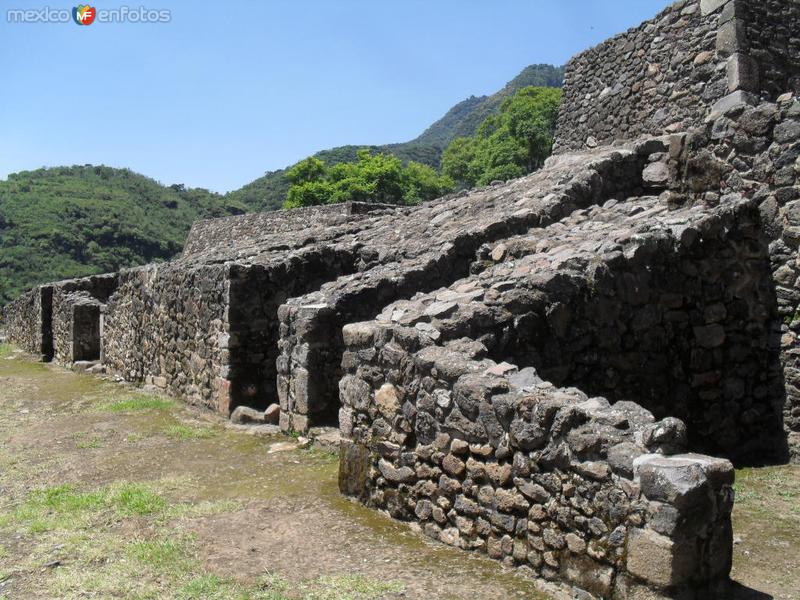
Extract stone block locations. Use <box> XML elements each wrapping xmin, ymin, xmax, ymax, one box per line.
<box><xmin>264</xmin><ymin>403</ymin><xmax>280</xmax><ymax>424</ymax></box>
<box><xmin>378</xmin><ymin>459</ymin><xmax>416</xmax><ymax>484</ymax></box>
<box><xmin>230</xmin><ymin>405</ymin><xmax>265</xmax><ymax>424</ymax></box>
<box><xmin>642</xmin><ymin>162</ymin><xmax>671</xmax><ymax>187</ymax></box>
<box><xmin>700</xmin><ymin>0</ymin><xmax>729</xmax><ymax>16</ymax></box>
<box><xmin>626</xmin><ymin>527</ymin><xmax>698</xmax><ymax>588</ymax></box>
<box><xmin>290</xmin><ymin>413</ymin><xmax>308</xmax><ymax>433</ymax></box>
<box><xmin>715</xmin><ymin>18</ymin><xmax>746</xmax><ymax>58</ymax></box>
<box><xmin>727</xmin><ymin>53</ymin><xmax>759</xmax><ymax>93</ymax></box>
<box><xmin>674</xmin><ymin>453</ymin><xmax>735</xmax><ymax>488</ymax></box>
<box><xmin>342</xmin><ymin>322</ymin><xmax>376</xmax><ymax>347</ymax></box>
<box><xmin>561</xmin><ymin>553</ymin><xmax>613</xmax><ymax>598</ymax></box>
<box><xmin>338</xmin><ymin>440</ymin><xmax>372</xmax><ymax>500</ymax></box>
<box><xmin>375</xmin><ymin>382</ymin><xmax>401</xmax><ymax>419</ymax></box>
<box><xmin>633</xmin><ymin>454</ymin><xmax>712</xmax><ymax>511</ymax></box>
<box><xmin>216</xmin><ymin>377</ymin><xmax>231</xmax><ymax>416</ymax></box>
<box><xmin>708</xmin><ymin>90</ymin><xmax>759</xmax><ymax>119</ymax></box>
<box><xmin>718</xmin><ymin>0</ymin><xmax>743</xmax><ymax>25</ymax></box>
<box><xmin>608</xmin><ymin>442</ymin><xmax>645</xmax><ymax>479</ymax></box>
<box><xmin>292</xmin><ymin>367</ymin><xmax>310</xmax><ymax>414</ymax></box>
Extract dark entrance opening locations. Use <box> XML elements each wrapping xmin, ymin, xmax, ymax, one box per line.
<box><xmin>40</xmin><ymin>286</ymin><xmax>54</xmax><ymax>362</ymax></box>
<box><xmin>73</xmin><ymin>302</ymin><xmax>101</xmax><ymax>361</ymax></box>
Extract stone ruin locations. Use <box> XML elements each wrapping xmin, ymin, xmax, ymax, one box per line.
<box><xmin>3</xmin><ymin>0</ymin><xmax>800</xmax><ymax>597</ymax></box>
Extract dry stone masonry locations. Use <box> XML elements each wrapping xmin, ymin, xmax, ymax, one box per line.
<box><xmin>3</xmin><ymin>0</ymin><xmax>800</xmax><ymax>597</ymax></box>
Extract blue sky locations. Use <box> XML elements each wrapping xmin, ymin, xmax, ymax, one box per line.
<box><xmin>0</xmin><ymin>0</ymin><xmax>669</xmax><ymax>192</ymax></box>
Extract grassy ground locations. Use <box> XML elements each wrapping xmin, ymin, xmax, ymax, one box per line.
<box><xmin>0</xmin><ymin>345</ymin><xmax>550</xmax><ymax>600</ymax></box>
<box><xmin>731</xmin><ymin>466</ymin><xmax>800</xmax><ymax>599</ymax></box>
<box><xmin>0</xmin><ymin>343</ymin><xmax>797</xmax><ymax>599</ymax></box>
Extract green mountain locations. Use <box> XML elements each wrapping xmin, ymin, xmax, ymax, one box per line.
<box><xmin>0</xmin><ymin>165</ymin><xmax>246</xmax><ymax>304</ymax></box>
<box><xmin>227</xmin><ymin>63</ymin><xmax>564</xmax><ymax>212</ymax></box>
<box><xmin>412</xmin><ymin>64</ymin><xmax>566</xmax><ymax>148</ymax></box>
<box><xmin>0</xmin><ymin>63</ymin><xmax>564</xmax><ymax>303</ymax></box>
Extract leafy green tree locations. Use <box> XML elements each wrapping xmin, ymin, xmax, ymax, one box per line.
<box><xmin>442</xmin><ymin>86</ymin><xmax>561</xmax><ymax>189</ymax></box>
<box><xmin>286</xmin><ymin>157</ymin><xmax>327</xmax><ymax>185</ymax></box>
<box><xmin>505</xmin><ymin>87</ymin><xmax>561</xmax><ymax>171</ymax></box>
<box><xmin>283</xmin><ymin>149</ymin><xmax>453</xmax><ymax>209</ymax></box>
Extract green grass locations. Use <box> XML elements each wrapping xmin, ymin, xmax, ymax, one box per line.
<box><xmin>127</xmin><ymin>537</ymin><xmax>195</xmax><ymax>575</ymax></box>
<box><xmin>735</xmin><ymin>467</ymin><xmax>800</xmax><ymax>511</ymax></box>
<box><xmin>111</xmin><ymin>483</ymin><xmax>167</xmax><ymax>516</ymax></box>
<box><xmin>163</xmin><ymin>423</ymin><xmax>216</xmax><ymax>441</ymax></box>
<box><xmin>177</xmin><ymin>574</ymin><xmax>243</xmax><ymax>600</ymax></box>
<box><xmin>0</xmin><ymin>482</ymin><xmax>167</xmax><ymax>533</ymax></box>
<box><xmin>0</xmin><ymin>343</ymin><xmax>12</xmax><ymax>357</ymax></box>
<box><xmin>302</xmin><ymin>574</ymin><xmax>404</xmax><ymax>600</ymax></box>
<box><xmin>173</xmin><ymin>572</ymin><xmax>403</xmax><ymax>600</ymax></box>
<box><xmin>98</xmin><ymin>394</ymin><xmax>174</xmax><ymax>413</ymax></box>
<box><xmin>73</xmin><ymin>432</ymin><xmax>103</xmax><ymax>449</ymax></box>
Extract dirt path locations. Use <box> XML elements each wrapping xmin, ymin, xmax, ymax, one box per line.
<box><xmin>0</xmin><ymin>344</ymin><xmax>798</xmax><ymax>599</ymax></box>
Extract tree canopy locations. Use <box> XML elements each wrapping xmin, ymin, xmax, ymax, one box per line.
<box><xmin>283</xmin><ymin>150</ymin><xmax>454</xmax><ymax>209</ymax></box>
<box><xmin>441</xmin><ymin>86</ymin><xmax>561</xmax><ymax>189</ymax></box>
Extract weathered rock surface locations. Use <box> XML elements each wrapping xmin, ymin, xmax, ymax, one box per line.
<box><xmin>230</xmin><ymin>405</ymin><xmax>266</xmax><ymax>424</ymax></box>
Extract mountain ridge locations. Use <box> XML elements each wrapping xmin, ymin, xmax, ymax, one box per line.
<box><xmin>226</xmin><ymin>63</ymin><xmax>564</xmax><ymax>211</ymax></box>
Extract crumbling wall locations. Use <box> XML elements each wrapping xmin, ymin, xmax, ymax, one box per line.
<box><xmin>339</xmin><ymin>327</ymin><xmax>734</xmax><ymax>599</ymax></box>
<box><xmin>554</xmin><ymin>0</ymin><xmax>728</xmax><ymax>153</ymax></box>
<box><xmin>2</xmin><ymin>285</ymin><xmax>52</xmax><ymax>359</ymax></box>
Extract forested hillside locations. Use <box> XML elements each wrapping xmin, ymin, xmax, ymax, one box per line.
<box><xmin>0</xmin><ymin>166</ymin><xmax>245</xmax><ymax>303</ymax></box>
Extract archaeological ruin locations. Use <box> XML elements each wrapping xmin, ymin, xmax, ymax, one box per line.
<box><xmin>3</xmin><ymin>0</ymin><xmax>800</xmax><ymax>597</ymax></box>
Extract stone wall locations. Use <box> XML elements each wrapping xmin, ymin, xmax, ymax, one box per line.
<box><xmin>276</xmin><ymin>145</ymin><xmax>651</xmax><ymax>433</ymax></box>
<box><xmin>689</xmin><ymin>93</ymin><xmax>800</xmax><ymax>459</ymax></box>
<box><xmin>337</xmin><ymin>183</ymin><xmax>783</xmax><ymax>462</ymax></box>
<box><xmin>554</xmin><ymin>0</ymin><xmax>728</xmax><ymax>153</ymax></box>
<box><xmin>339</xmin><ymin>325</ymin><xmax>734</xmax><ymax>599</ymax></box>
<box><xmin>5</xmin><ymin>0</ymin><xmax>799</xmax><ymax>593</ymax></box>
<box><xmin>1</xmin><ymin>285</ymin><xmax>52</xmax><ymax>359</ymax></box>
<box><xmin>742</xmin><ymin>0</ymin><xmax>800</xmax><ymax>100</ymax></box>
<box><xmin>183</xmin><ymin>201</ymin><xmax>397</xmax><ymax>258</ymax></box>
<box><xmin>101</xmin><ymin>263</ymin><xmax>231</xmax><ymax>411</ymax></box>
<box><xmin>51</xmin><ymin>274</ymin><xmax>118</xmax><ymax>364</ymax></box>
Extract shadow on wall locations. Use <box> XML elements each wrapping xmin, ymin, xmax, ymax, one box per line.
<box><xmin>483</xmin><ymin>206</ymin><xmax>788</xmax><ymax>466</ymax></box>
<box><xmin>225</xmin><ymin>247</ymin><xmax>363</xmax><ymax>414</ymax></box>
